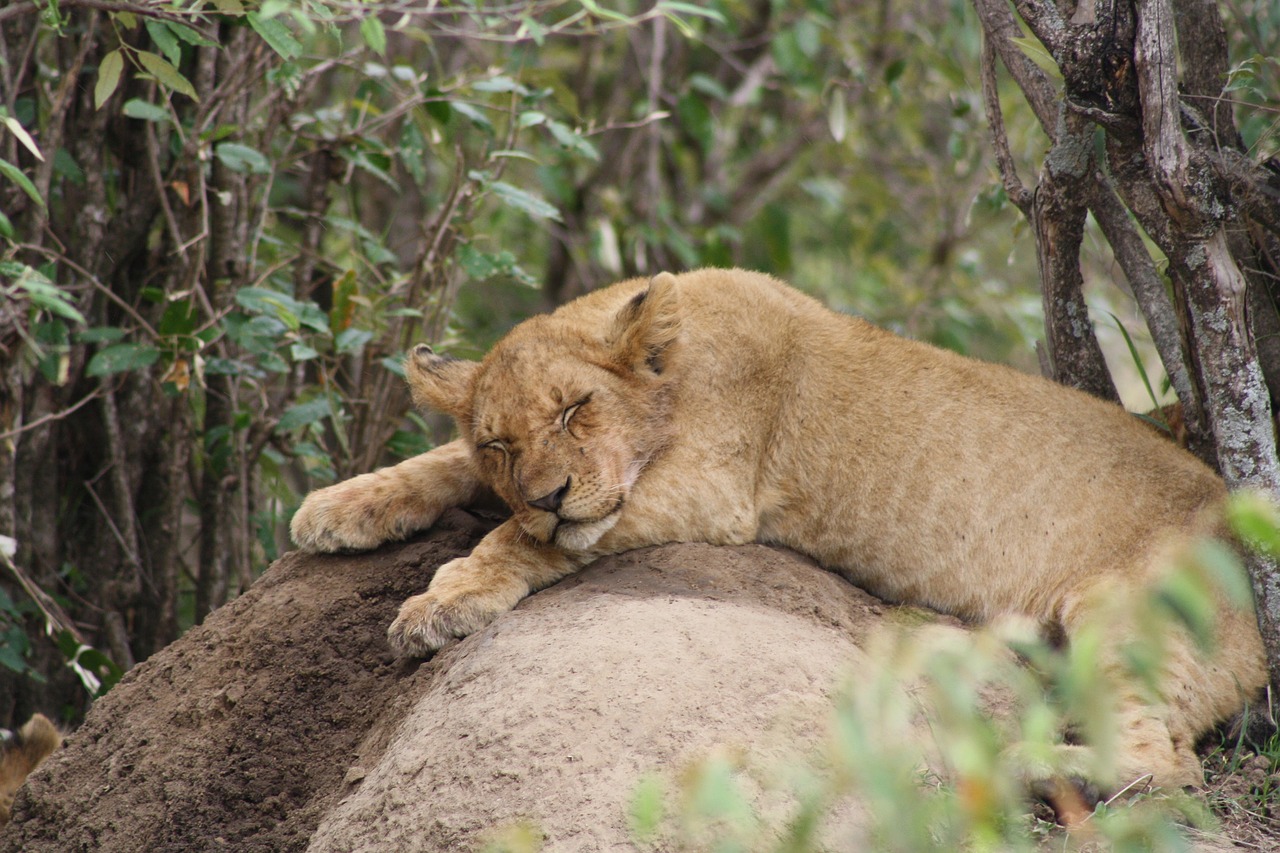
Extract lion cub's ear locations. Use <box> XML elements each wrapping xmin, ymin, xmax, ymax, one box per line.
<box><xmin>405</xmin><ymin>344</ymin><xmax>479</xmax><ymax>419</ymax></box>
<box><xmin>610</xmin><ymin>272</ymin><xmax>682</xmax><ymax>375</ymax></box>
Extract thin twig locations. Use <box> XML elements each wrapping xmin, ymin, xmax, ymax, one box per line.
<box><xmin>0</xmin><ymin>388</ymin><xmax>104</xmax><ymax>442</ymax></box>
<box><xmin>979</xmin><ymin>36</ymin><xmax>1033</xmax><ymax>215</ymax></box>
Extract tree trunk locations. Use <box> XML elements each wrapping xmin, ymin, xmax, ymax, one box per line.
<box><xmin>974</xmin><ymin>0</ymin><xmax>1280</xmax><ymax>691</ymax></box>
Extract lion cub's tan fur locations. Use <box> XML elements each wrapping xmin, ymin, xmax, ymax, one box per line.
<box><xmin>293</xmin><ymin>268</ymin><xmax>1266</xmax><ymax>790</ymax></box>
<box><xmin>0</xmin><ymin>713</ymin><xmax>61</xmax><ymax>825</ymax></box>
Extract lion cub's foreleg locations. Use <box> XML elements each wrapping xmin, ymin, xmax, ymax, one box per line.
<box><xmin>291</xmin><ymin>439</ymin><xmax>482</xmax><ymax>553</ymax></box>
<box><xmin>387</xmin><ymin>519</ymin><xmax>583</xmax><ymax>655</ymax></box>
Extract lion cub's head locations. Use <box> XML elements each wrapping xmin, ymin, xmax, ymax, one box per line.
<box><xmin>407</xmin><ymin>273</ymin><xmax>682</xmax><ymax>551</ymax></box>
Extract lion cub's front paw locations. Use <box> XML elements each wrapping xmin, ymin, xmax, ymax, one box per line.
<box><xmin>387</xmin><ymin>582</ymin><xmax>514</xmax><ymax>657</ymax></box>
<box><xmin>292</xmin><ymin>474</ymin><xmax>439</xmax><ymax>554</ymax></box>
<box><xmin>291</xmin><ymin>483</ymin><xmax>384</xmax><ymax>553</ymax></box>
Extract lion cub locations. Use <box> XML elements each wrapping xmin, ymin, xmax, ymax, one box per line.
<box><xmin>293</xmin><ymin>268</ymin><xmax>1266</xmax><ymax>792</ymax></box>
<box><xmin>0</xmin><ymin>713</ymin><xmax>61</xmax><ymax>825</ymax></box>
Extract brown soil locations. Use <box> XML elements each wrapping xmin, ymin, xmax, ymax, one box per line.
<box><xmin>1</xmin><ymin>509</ymin><xmax>1276</xmax><ymax>851</ymax></box>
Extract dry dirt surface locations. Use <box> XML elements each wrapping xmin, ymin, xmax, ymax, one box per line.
<box><xmin>0</xmin><ymin>510</ymin><xmax>901</xmax><ymax>852</ymax></box>
<box><xmin>1</xmin><ymin>510</ymin><xmax>1275</xmax><ymax>852</ymax></box>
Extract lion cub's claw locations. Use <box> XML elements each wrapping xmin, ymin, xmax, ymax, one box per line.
<box><xmin>387</xmin><ymin>590</ymin><xmax>500</xmax><ymax>657</ymax></box>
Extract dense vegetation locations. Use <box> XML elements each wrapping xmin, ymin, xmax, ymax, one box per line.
<box><xmin>1</xmin><ymin>0</ymin><xmax>1278</xmax><ymax>747</ymax></box>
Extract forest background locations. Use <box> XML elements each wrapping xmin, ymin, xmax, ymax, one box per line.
<box><xmin>0</xmin><ymin>0</ymin><xmax>1278</xmax><ymax>728</ymax></box>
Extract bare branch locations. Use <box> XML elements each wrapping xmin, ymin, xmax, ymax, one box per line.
<box><xmin>1085</xmin><ymin>176</ymin><xmax>1199</xmax><ymax>422</ymax></box>
<box><xmin>979</xmin><ymin>36</ymin><xmax>1032</xmax><ymax>216</ymax></box>
<box><xmin>970</xmin><ymin>0</ymin><xmax>1057</xmax><ymax>136</ymax></box>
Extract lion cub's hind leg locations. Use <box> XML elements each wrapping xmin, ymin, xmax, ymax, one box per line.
<box><xmin>1054</xmin><ymin>570</ymin><xmax>1266</xmax><ymax>793</ymax></box>
<box><xmin>0</xmin><ymin>713</ymin><xmax>62</xmax><ymax>826</ymax></box>
<box><xmin>291</xmin><ymin>439</ymin><xmax>483</xmax><ymax>553</ymax></box>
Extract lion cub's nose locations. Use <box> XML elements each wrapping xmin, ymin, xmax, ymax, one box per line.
<box><xmin>527</xmin><ymin>478</ymin><xmax>571</xmax><ymax>513</ymax></box>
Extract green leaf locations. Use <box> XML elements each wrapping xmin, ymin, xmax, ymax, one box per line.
<box><xmin>473</xmin><ymin>75</ymin><xmax>527</xmax><ymax>95</ymax></box>
<box><xmin>236</xmin><ymin>287</ymin><xmax>328</xmax><ymax>333</ymax></box>
<box><xmin>675</xmin><ymin>93</ymin><xmax>713</xmax><ymax>154</ymax></box>
<box><xmin>628</xmin><ymin>775</ymin><xmax>665</xmax><ymax>842</ymax></box>
<box><xmin>424</xmin><ymin>88</ymin><xmax>452</xmax><ymax>125</ymax></box>
<box><xmin>290</xmin><ymin>341</ymin><xmax>319</xmax><ymax>361</ymax></box>
<box><xmin>136</xmin><ymin>50</ymin><xmax>198</xmax><ymax>100</ymax></box>
<box><xmin>13</xmin><ymin>269</ymin><xmax>85</xmax><ymax>323</ymax></box>
<box><xmin>2</xmin><ymin>113</ymin><xmax>44</xmax><ymax>162</ymax></box>
<box><xmin>248</xmin><ymin>12</ymin><xmax>302</xmax><ymax>60</ymax></box>
<box><xmin>517</xmin><ymin>15</ymin><xmax>546</xmax><ymax>46</ymax></box>
<box><xmin>335</xmin><ymin>328</ymin><xmax>373</xmax><ymax>354</ymax></box>
<box><xmin>277</xmin><ymin>397</ymin><xmax>333</xmax><ymax>432</ymax></box>
<box><xmin>86</xmin><ymin>342</ymin><xmax>161</xmax><ymax>377</ymax></box>
<box><xmin>656</xmin><ymin>1</ymin><xmax>726</xmax><ymax>25</ymax></box>
<box><xmin>828</xmin><ymin>94</ymin><xmax>847</xmax><ymax>142</ymax></box>
<box><xmin>168</xmin><ymin>22</ymin><xmax>219</xmax><ymax>47</ymax></box>
<box><xmin>95</xmin><ymin>51</ymin><xmax>124</xmax><ymax>110</ymax></box>
<box><xmin>577</xmin><ymin>0</ymin><xmax>633</xmax><ymax>24</ymax></box>
<box><xmin>452</xmin><ymin>102</ymin><xmax>493</xmax><ymax>132</ymax></box>
<box><xmin>145</xmin><ymin>19</ymin><xmax>182</xmax><ymax>66</ymax></box>
<box><xmin>122</xmin><ymin>98</ymin><xmax>170</xmax><ymax>123</ymax></box>
<box><xmin>546</xmin><ymin>119</ymin><xmax>599</xmax><ymax>160</ymax></box>
<box><xmin>360</xmin><ymin>15</ymin><xmax>387</xmax><ymax>55</ymax></box>
<box><xmin>74</xmin><ymin>326</ymin><xmax>127</xmax><ymax>344</ymax></box>
<box><xmin>1106</xmin><ymin>312</ymin><xmax>1163</xmax><ymax>417</ymax></box>
<box><xmin>1010</xmin><ymin>36</ymin><xmax>1064</xmax><ymax>83</ymax></box>
<box><xmin>0</xmin><ymin>156</ymin><xmax>45</xmax><ymax>209</ymax></box>
<box><xmin>215</xmin><ymin>142</ymin><xmax>271</xmax><ymax>174</ymax></box>
<box><xmin>212</xmin><ymin>0</ymin><xmax>245</xmax><ymax>13</ymax></box>
<box><xmin>518</xmin><ymin>110</ymin><xmax>547</xmax><ymax>128</ymax></box>
<box><xmin>488</xmin><ymin>179</ymin><xmax>561</xmax><ymax>221</ymax></box>
<box><xmin>0</xmin><ymin>209</ymin><xmax>11</xmax><ymax>239</ymax></box>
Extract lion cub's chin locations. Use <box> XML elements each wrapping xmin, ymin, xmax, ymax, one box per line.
<box><xmin>552</xmin><ymin>513</ymin><xmax>622</xmax><ymax>552</ymax></box>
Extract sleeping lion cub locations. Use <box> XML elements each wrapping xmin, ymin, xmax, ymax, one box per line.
<box><xmin>292</xmin><ymin>268</ymin><xmax>1265</xmax><ymax>791</ymax></box>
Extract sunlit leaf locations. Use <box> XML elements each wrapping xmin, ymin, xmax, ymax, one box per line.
<box><xmin>95</xmin><ymin>49</ymin><xmax>124</xmax><ymax>110</ymax></box>
<box><xmin>136</xmin><ymin>50</ymin><xmax>198</xmax><ymax>101</ymax></box>
<box><xmin>0</xmin><ymin>156</ymin><xmax>45</xmax><ymax>208</ymax></box>
<box><xmin>2</xmin><ymin>113</ymin><xmax>44</xmax><ymax>162</ymax></box>
<box><xmin>1010</xmin><ymin>36</ymin><xmax>1063</xmax><ymax>83</ymax></box>
<box><xmin>86</xmin><ymin>343</ymin><xmax>161</xmax><ymax>377</ymax></box>
<box><xmin>146</xmin><ymin>19</ymin><xmax>182</xmax><ymax>66</ymax></box>
<box><xmin>248</xmin><ymin>12</ymin><xmax>302</xmax><ymax>60</ymax></box>
<box><xmin>452</xmin><ymin>102</ymin><xmax>493</xmax><ymax>132</ymax></box>
<box><xmin>546</xmin><ymin>119</ymin><xmax>599</xmax><ymax>160</ymax></box>
<box><xmin>360</xmin><ymin>15</ymin><xmax>386</xmax><ymax>55</ymax></box>
<box><xmin>169</xmin><ymin>21</ymin><xmax>219</xmax><ymax>47</ymax></box>
<box><xmin>489</xmin><ymin>179</ymin><xmax>561</xmax><ymax>221</ymax></box>
<box><xmin>122</xmin><ymin>98</ymin><xmax>170</xmax><ymax>122</ymax></box>
<box><xmin>277</xmin><ymin>397</ymin><xmax>333</xmax><ymax>432</ymax></box>
<box><xmin>216</xmin><ymin>142</ymin><xmax>271</xmax><ymax>174</ymax></box>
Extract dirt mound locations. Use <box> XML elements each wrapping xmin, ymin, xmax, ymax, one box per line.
<box><xmin>0</xmin><ymin>511</ymin><xmax>902</xmax><ymax>852</ymax></box>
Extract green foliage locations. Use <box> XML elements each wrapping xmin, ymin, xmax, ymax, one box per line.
<box><xmin>0</xmin><ymin>584</ymin><xmax>40</xmax><ymax>681</ymax></box>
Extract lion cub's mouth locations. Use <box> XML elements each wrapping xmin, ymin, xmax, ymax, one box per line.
<box><xmin>551</xmin><ymin>510</ymin><xmax>623</xmax><ymax>551</ymax></box>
